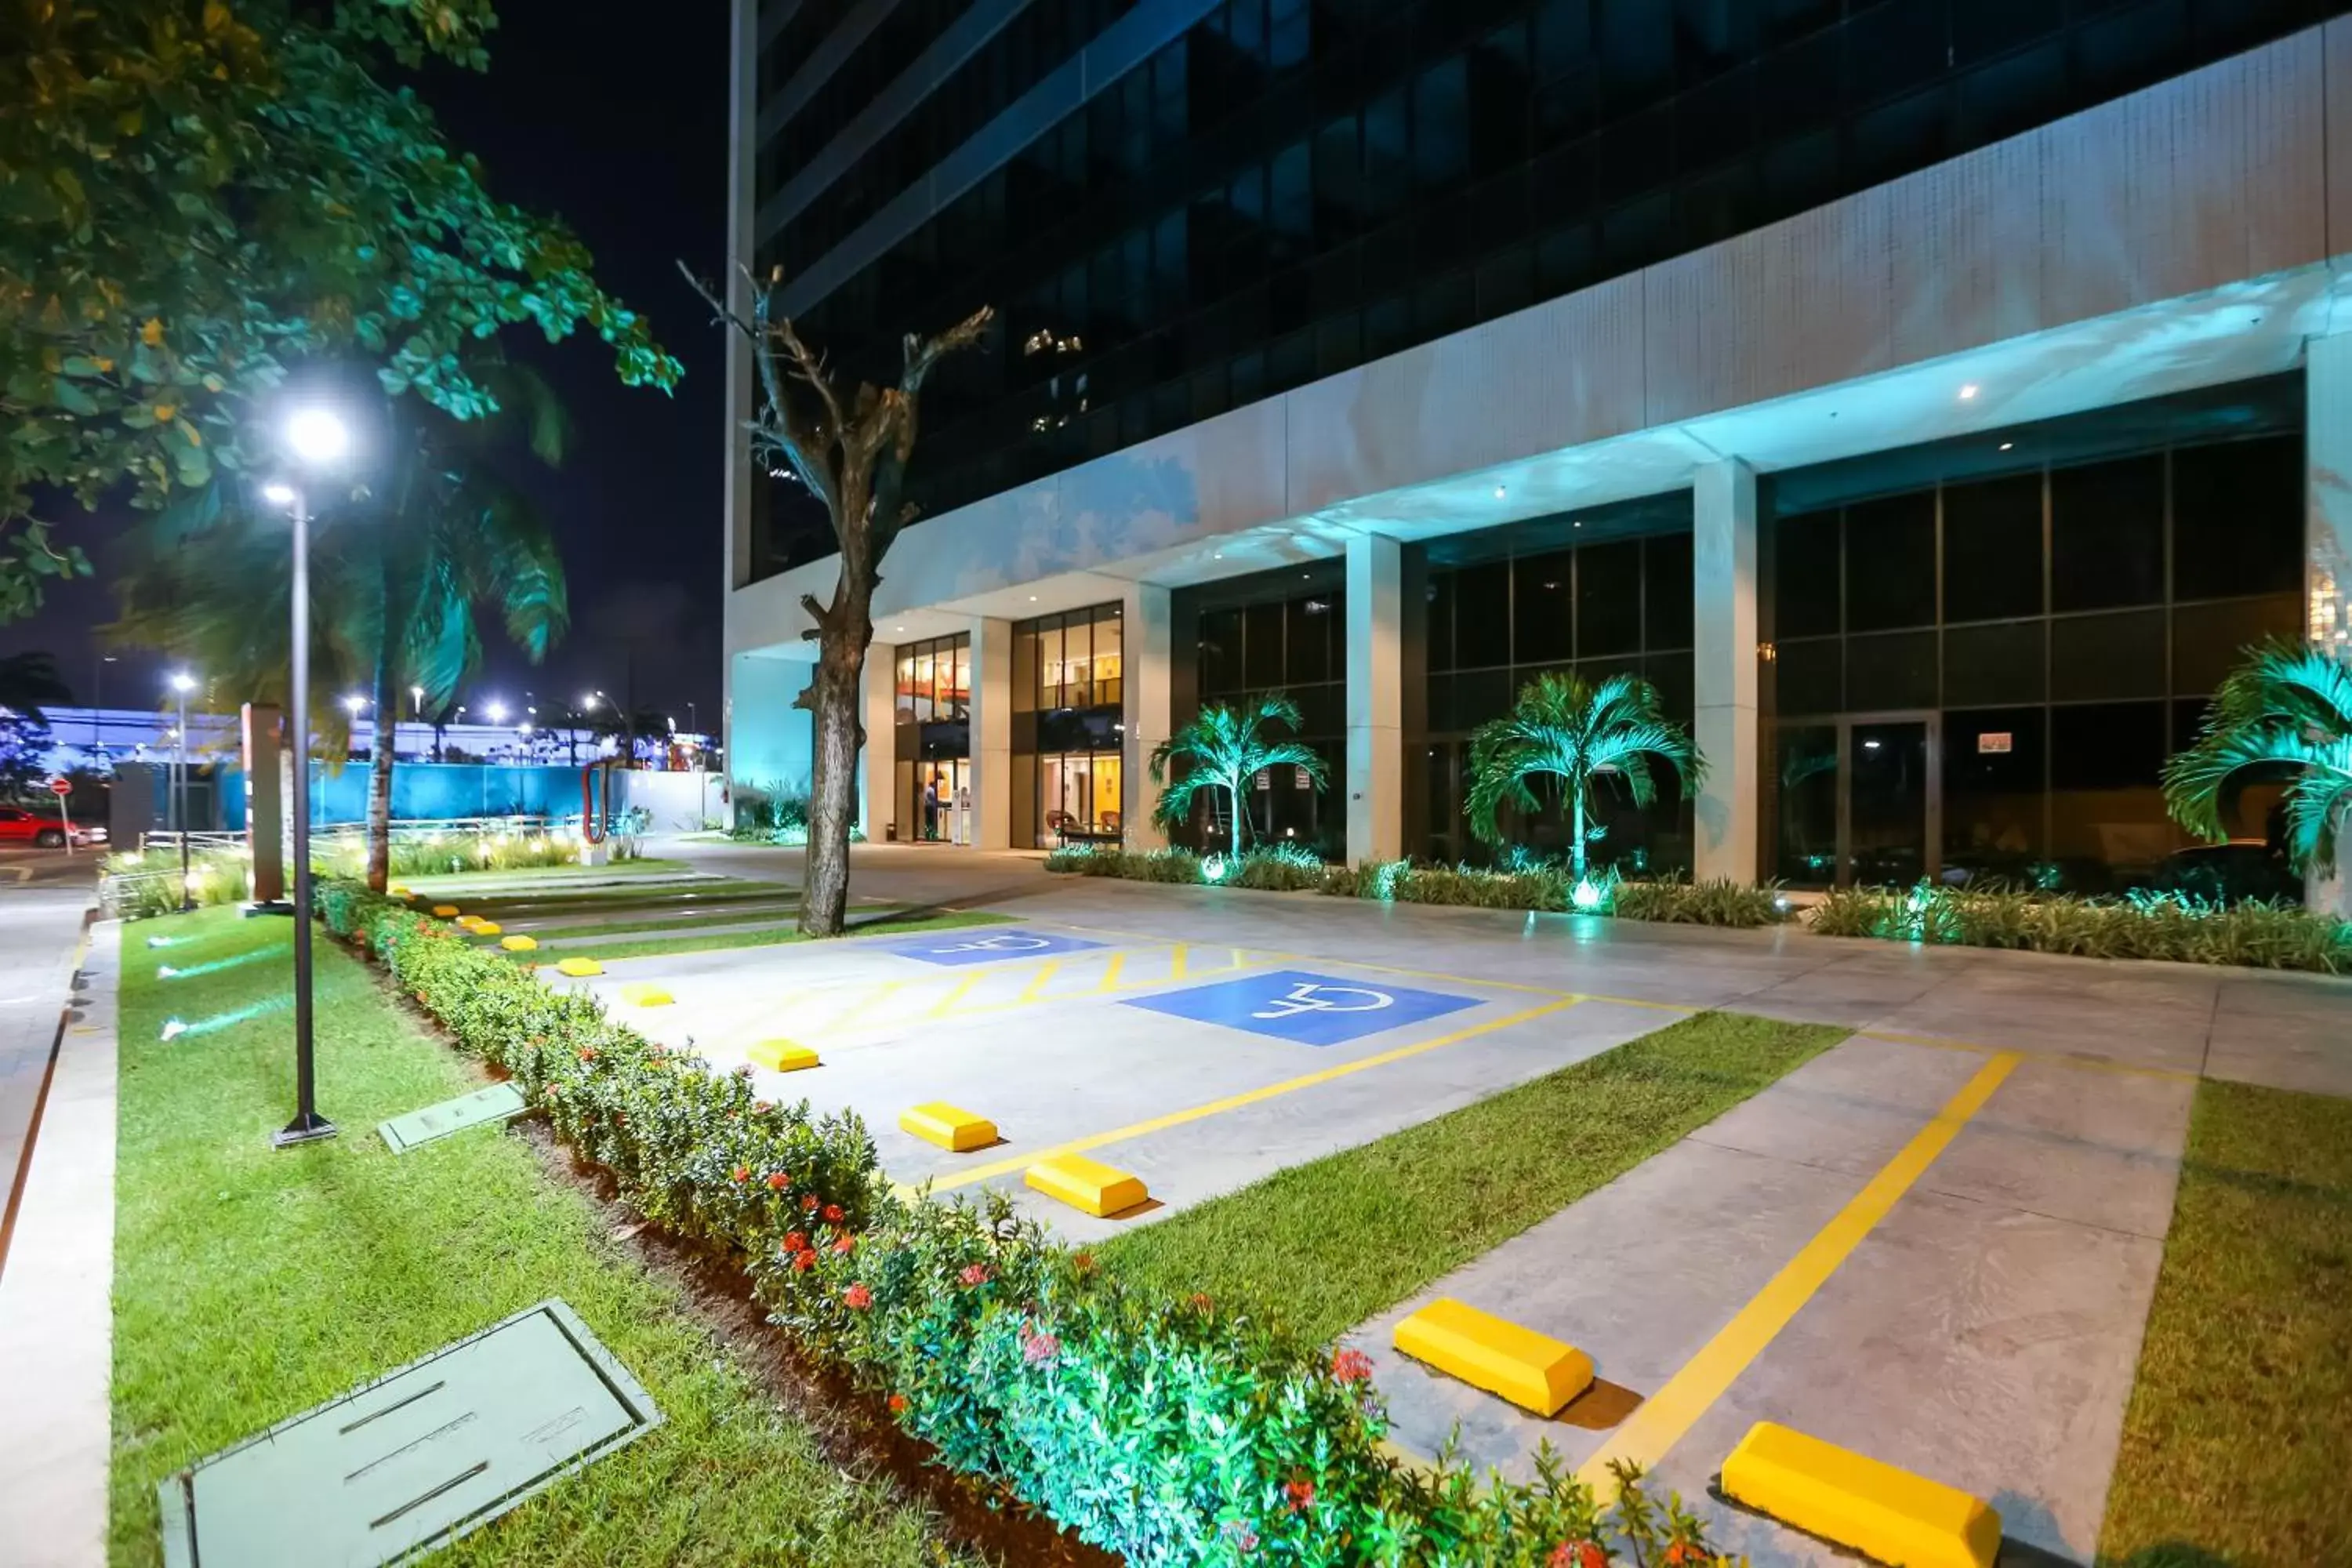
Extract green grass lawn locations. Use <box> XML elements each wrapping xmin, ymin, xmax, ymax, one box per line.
<box><xmin>111</xmin><ymin>908</ymin><xmax>975</xmax><ymax>1567</ymax></box>
<box><xmin>511</xmin><ymin>909</ymin><xmax>1009</xmax><ymax>963</ymax></box>
<box><xmin>1099</xmin><ymin>1011</ymin><xmax>1845</xmax><ymax>1345</ymax></box>
<box><xmin>2099</xmin><ymin>1077</ymin><xmax>2352</xmax><ymax>1566</ymax></box>
<box><xmin>400</xmin><ymin>856</ymin><xmax>694</xmax><ymax>890</ymax></box>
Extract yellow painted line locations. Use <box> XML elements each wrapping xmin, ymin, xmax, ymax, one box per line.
<box><xmin>1169</xmin><ymin>942</ymin><xmax>1193</xmax><ymax>979</ymax></box>
<box><xmin>1090</xmin><ymin>951</ymin><xmax>1127</xmax><ymax>993</ymax></box>
<box><xmin>925</xmin><ymin>975</ymin><xmax>985</xmax><ymax>1018</ymax></box>
<box><xmin>1575</xmin><ymin>1051</ymin><xmax>2021</xmax><ymax>1495</ymax></box>
<box><xmin>1858</xmin><ymin>1028</ymin><xmax>2194</xmax><ymax>1084</ymax></box>
<box><xmin>828</xmin><ymin>979</ymin><xmax>903</xmax><ymax>1028</ymax></box>
<box><xmin>926</xmin><ymin>996</ymin><xmax>1585</xmax><ymax>1192</ymax></box>
<box><xmin>1018</xmin><ymin>960</ymin><xmax>1064</xmax><ymax>1004</ymax></box>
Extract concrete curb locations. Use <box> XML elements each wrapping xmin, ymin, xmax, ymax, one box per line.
<box><xmin>0</xmin><ymin>918</ymin><xmax>121</xmax><ymax>1567</ymax></box>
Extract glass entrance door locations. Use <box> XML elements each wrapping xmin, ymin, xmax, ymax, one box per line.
<box><xmin>1842</xmin><ymin>717</ymin><xmax>1937</xmax><ymax>887</ymax></box>
<box><xmin>908</xmin><ymin>758</ymin><xmax>967</xmax><ymax>843</ymax></box>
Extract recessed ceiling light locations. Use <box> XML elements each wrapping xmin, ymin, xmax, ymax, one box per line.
<box><xmin>1998</xmin><ymin>441</ymin><xmax>2014</xmax><ymax>452</ymax></box>
<box><xmin>1028</xmin><ymin>595</ymin><xmax>1037</xmax><ymax>601</ymax></box>
<box><xmin>1493</xmin><ymin>484</ymin><xmax>1507</xmax><ymax>499</ymax></box>
<box><xmin>1958</xmin><ymin>383</ymin><xmax>1980</xmax><ymax>401</ymax></box>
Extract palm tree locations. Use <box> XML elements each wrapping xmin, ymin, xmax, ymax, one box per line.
<box><xmin>1149</xmin><ymin>694</ymin><xmax>1327</xmax><ymax>852</ymax></box>
<box><xmin>0</xmin><ymin>652</ymin><xmax>71</xmax><ymax>721</ymax></box>
<box><xmin>1465</xmin><ymin>671</ymin><xmax>1706</xmax><ymax>879</ymax></box>
<box><xmin>2164</xmin><ymin>640</ymin><xmax>2351</xmax><ymax>885</ymax></box>
<box><xmin>109</xmin><ymin>379</ymin><xmax>568</xmax><ymax>891</ymax></box>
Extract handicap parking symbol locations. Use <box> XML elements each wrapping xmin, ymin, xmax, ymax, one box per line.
<box><xmin>1123</xmin><ymin>967</ymin><xmax>1479</xmax><ymax>1047</ymax></box>
<box><xmin>888</xmin><ymin>928</ymin><xmax>1107</xmax><ymax>967</ymax></box>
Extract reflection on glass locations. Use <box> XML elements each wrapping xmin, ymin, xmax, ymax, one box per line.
<box><xmin>1775</xmin><ymin>725</ymin><xmax>1838</xmax><ymax>884</ymax></box>
<box><xmin>1848</xmin><ymin>721</ymin><xmax>1929</xmax><ymax>887</ymax></box>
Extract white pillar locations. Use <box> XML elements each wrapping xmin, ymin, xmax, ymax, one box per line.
<box><xmin>858</xmin><ymin>643</ymin><xmax>895</xmax><ymax>843</ymax></box>
<box><xmin>968</xmin><ymin>617</ymin><xmax>1014</xmax><ymax>851</ymax></box>
<box><xmin>1122</xmin><ymin>582</ymin><xmax>1173</xmax><ymax>849</ymax></box>
<box><xmin>1693</xmin><ymin>457</ymin><xmax>1760</xmax><ymax>885</ymax></box>
<box><xmin>1345</xmin><ymin>532</ymin><xmax>1405</xmax><ymax>864</ymax></box>
<box><xmin>2308</xmin><ymin>335</ymin><xmax>2352</xmax><ymax>915</ymax></box>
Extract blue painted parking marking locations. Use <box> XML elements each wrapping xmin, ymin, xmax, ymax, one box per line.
<box><xmin>1123</xmin><ymin>967</ymin><xmax>1480</xmax><ymax>1047</ymax></box>
<box><xmin>888</xmin><ymin>929</ymin><xmax>1108</xmax><ymax>966</ymax></box>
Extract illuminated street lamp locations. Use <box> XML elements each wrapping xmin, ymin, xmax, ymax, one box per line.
<box><xmin>169</xmin><ymin>671</ymin><xmax>198</xmax><ymax>910</ymax></box>
<box><xmin>260</xmin><ymin>403</ymin><xmax>350</xmax><ymax>1149</ymax></box>
<box><xmin>485</xmin><ymin>699</ymin><xmax>508</xmax><ymax>725</ymax></box>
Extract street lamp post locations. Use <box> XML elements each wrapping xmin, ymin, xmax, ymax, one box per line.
<box><xmin>262</xmin><ymin>405</ymin><xmax>349</xmax><ymax>1149</ymax></box>
<box><xmin>170</xmin><ymin>672</ymin><xmax>197</xmax><ymax>910</ymax></box>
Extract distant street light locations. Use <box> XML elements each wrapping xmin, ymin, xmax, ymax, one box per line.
<box><xmin>169</xmin><ymin>670</ymin><xmax>197</xmax><ymax>910</ymax></box>
<box><xmin>485</xmin><ymin>699</ymin><xmax>508</xmax><ymax>724</ymax></box>
<box><xmin>263</xmin><ymin>403</ymin><xmax>350</xmax><ymax>1150</ymax></box>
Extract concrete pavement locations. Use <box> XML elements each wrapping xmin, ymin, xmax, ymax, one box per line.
<box><xmin>1</xmin><ymin>848</ymin><xmax>95</xmax><ymax>1271</ymax></box>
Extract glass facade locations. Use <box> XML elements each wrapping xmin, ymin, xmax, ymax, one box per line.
<box><xmin>1187</xmin><ymin>564</ymin><xmax>1346</xmax><ymax>854</ymax></box>
<box><xmin>1423</xmin><ymin>495</ymin><xmax>1697</xmax><ymax>868</ymax></box>
<box><xmin>1763</xmin><ymin>377</ymin><xmax>2307</xmax><ymax>889</ymax></box>
<box><xmin>748</xmin><ymin>0</ymin><xmax>2350</xmax><ymax>576</ymax></box>
<box><xmin>894</xmin><ymin>633</ymin><xmax>971</xmax><ymax>840</ymax></box>
<box><xmin>1013</xmin><ymin>604</ymin><xmax>1127</xmax><ymax>846</ymax></box>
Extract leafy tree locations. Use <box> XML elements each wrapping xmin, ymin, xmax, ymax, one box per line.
<box><xmin>0</xmin><ymin>0</ymin><xmax>680</xmax><ymax>619</ymax></box>
<box><xmin>2164</xmin><ymin>640</ymin><xmax>2351</xmax><ymax>890</ymax></box>
<box><xmin>109</xmin><ymin>378</ymin><xmax>568</xmax><ymax>891</ymax></box>
<box><xmin>680</xmin><ymin>263</ymin><xmax>988</xmax><ymax>937</ymax></box>
<box><xmin>1465</xmin><ymin>671</ymin><xmax>1705</xmax><ymax>880</ymax></box>
<box><xmin>1148</xmin><ymin>695</ymin><xmax>1328</xmax><ymax>853</ymax></box>
<box><xmin>0</xmin><ymin>710</ymin><xmax>53</xmax><ymax>799</ymax></box>
<box><xmin>0</xmin><ymin>651</ymin><xmax>72</xmax><ymax>720</ymax></box>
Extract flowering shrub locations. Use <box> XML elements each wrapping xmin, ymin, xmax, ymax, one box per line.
<box><xmin>321</xmin><ymin>881</ymin><xmax>1741</xmax><ymax>1565</ymax></box>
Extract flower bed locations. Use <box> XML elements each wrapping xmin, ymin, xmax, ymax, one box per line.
<box><xmin>1045</xmin><ymin>844</ymin><xmax>1789</xmax><ymax>927</ymax></box>
<box><xmin>320</xmin><ymin>880</ymin><xmax>1739</xmax><ymax>1564</ymax></box>
<box><xmin>1811</xmin><ymin>882</ymin><xmax>2352</xmax><ymax>974</ymax></box>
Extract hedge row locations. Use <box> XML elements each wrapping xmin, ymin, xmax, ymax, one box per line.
<box><xmin>1811</xmin><ymin>881</ymin><xmax>2352</xmax><ymax>974</ymax></box>
<box><xmin>318</xmin><ymin>881</ymin><xmax>1737</xmax><ymax>1566</ymax></box>
<box><xmin>1044</xmin><ymin>845</ymin><xmax>1789</xmax><ymax>928</ymax></box>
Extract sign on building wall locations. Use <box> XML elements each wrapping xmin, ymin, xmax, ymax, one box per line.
<box><xmin>1977</xmin><ymin>732</ymin><xmax>2013</xmax><ymax>755</ymax></box>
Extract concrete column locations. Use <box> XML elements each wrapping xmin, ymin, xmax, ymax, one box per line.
<box><xmin>968</xmin><ymin>618</ymin><xmax>1014</xmax><ymax>850</ymax></box>
<box><xmin>2308</xmin><ymin>335</ymin><xmax>2352</xmax><ymax>914</ymax></box>
<box><xmin>720</xmin><ymin>0</ymin><xmax>757</xmax><ymax>593</ymax></box>
<box><xmin>1345</xmin><ymin>532</ymin><xmax>1405</xmax><ymax>864</ymax></box>
<box><xmin>858</xmin><ymin>644</ymin><xmax>895</xmax><ymax>843</ymax></box>
<box><xmin>1693</xmin><ymin>457</ymin><xmax>1760</xmax><ymax>884</ymax></box>
<box><xmin>1121</xmin><ymin>582</ymin><xmax>1174</xmax><ymax>848</ymax></box>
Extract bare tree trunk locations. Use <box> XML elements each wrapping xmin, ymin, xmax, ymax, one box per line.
<box><xmin>797</xmin><ymin>502</ymin><xmax>877</xmax><ymax>937</ymax></box>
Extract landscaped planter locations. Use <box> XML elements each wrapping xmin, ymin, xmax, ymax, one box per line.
<box><xmin>318</xmin><ymin>880</ymin><xmax>1743</xmax><ymax>1565</ymax></box>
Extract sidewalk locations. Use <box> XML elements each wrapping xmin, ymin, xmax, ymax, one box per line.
<box><xmin>0</xmin><ymin>916</ymin><xmax>120</xmax><ymax>1567</ymax></box>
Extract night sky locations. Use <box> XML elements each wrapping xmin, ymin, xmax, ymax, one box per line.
<box><xmin>0</xmin><ymin>0</ymin><xmax>732</xmax><ymax>733</ymax></box>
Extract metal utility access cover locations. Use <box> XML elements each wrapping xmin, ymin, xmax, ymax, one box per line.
<box><xmin>158</xmin><ymin>1299</ymin><xmax>659</xmax><ymax>1568</ymax></box>
<box><xmin>376</xmin><ymin>1083</ymin><xmax>528</xmax><ymax>1154</ymax></box>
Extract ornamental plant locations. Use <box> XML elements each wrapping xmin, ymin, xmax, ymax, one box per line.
<box><xmin>321</xmin><ymin>881</ymin><xmax>1743</xmax><ymax>1565</ymax></box>
<box><xmin>1465</xmin><ymin>673</ymin><xmax>1704</xmax><ymax>880</ymax></box>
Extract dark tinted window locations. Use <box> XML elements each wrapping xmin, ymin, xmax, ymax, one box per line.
<box><xmin>1455</xmin><ymin>561</ymin><xmax>1513</xmax><ymax>669</ymax></box>
<box><xmin>1774</xmin><ymin>510</ymin><xmax>1841</xmax><ymax>637</ymax></box>
<box><xmin>2172</xmin><ymin>436</ymin><xmax>2303</xmax><ymax>600</ymax></box>
<box><xmin>2050</xmin><ymin>456</ymin><xmax>2164</xmax><ymax>612</ymax></box>
<box><xmin>1575</xmin><ymin>540</ymin><xmax>1642</xmax><ymax>655</ymax></box>
<box><xmin>1644</xmin><ymin>532</ymin><xmax>1694</xmax><ymax>648</ymax></box>
<box><xmin>1512</xmin><ymin>550</ymin><xmax>1573</xmax><ymax>662</ymax></box>
<box><xmin>1942</xmin><ymin>473</ymin><xmax>2042</xmax><ymax>622</ymax></box>
<box><xmin>1845</xmin><ymin>492</ymin><xmax>1936</xmax><ymax>631</ymax></box>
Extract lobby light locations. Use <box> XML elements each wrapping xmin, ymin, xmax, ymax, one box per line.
<box><xmin>1958</xmin><ymin>383</ymin><xmax>1980</xmax><ymax>401</ymax></box>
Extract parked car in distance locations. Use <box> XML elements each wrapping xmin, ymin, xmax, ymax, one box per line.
<box><xmin>2151</xmin><ymin>840</ymin><xmax>2303</xmax><ymax>906</ymax></box>
<box><xmin>0</xmin><ymin>804</ymin><xmax>96</xmax><ymax>849</ymax></box>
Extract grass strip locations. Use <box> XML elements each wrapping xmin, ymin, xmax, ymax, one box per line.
<box><xmin>1099</xmin><ymin>1011</ymin><xmax>1845</xmax><ymax>1345</ymax></box>
<box><xmin>111</xmin><ymin>909</ymin><xmax>969</xmax><ymax>1568</ymax></box>
<box><xmin>510</xmin><ymin>909</ymin><xmax>1010</xmax><ymax>963</ymax></box>
<box><xmin>2098</xmin><ymin>1076</ymin><xmax>2352</xmax><ymax>1566</ymax></box>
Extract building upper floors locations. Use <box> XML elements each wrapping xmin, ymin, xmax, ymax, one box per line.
<box><xmin>734</xmin><ymin>0</ymin><xmax>2352</xmax><ymax>579</ymax></box>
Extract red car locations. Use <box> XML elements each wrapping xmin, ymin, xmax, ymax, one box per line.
<box><xmin>0</xmin><ymin>804</ymin><xmax>94</xmax><ymax>848</ymax></box>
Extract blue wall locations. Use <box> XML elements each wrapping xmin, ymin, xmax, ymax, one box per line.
<box><xmin>220</xmin><ymin>763</ymin><xmax>594</xmax><ymax>829</ymax></box>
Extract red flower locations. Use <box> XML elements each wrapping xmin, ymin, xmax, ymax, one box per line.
<box><xmin>784</xmin><ymin>1231</ymin><xmax>810</xmax><ymax>1254</ymax></box>
<box><xmin>1021</xmin><ymin>1329</ymin><xmax>1060</xmax><ymax>1367</ymax></box>
<box><xmin>801</xmin><ymin>1193</ymin><xmax>819</xmax><ymax>1212</ymax></box>
<box><xmin>887</xmin><ymin>1393</ymin><xmax>909</xmax><ymax>1414</ymax></box>
<box><xmin>1578</xmin><ymin>1544</ymin><xmax>1608</xmax><ymax>1568</ymax></box>
<box><xmin>1283</xmin><ymin>1475</ymin><xmax>1315</xmax><ymax>1514</ymax></box>
<box><xmin>1548</xmin><ymin>1548</ymin><xmax>1574</xmax><ymax>1568</ymax></box>
<box><xmin>1189</xmin><ymin>1292</ymin><xmax>1214</xmax><ymax>1313</ymax></box>
<box><xmin>844</xmin><ymin>1283</ymin><xmax>873</xmax><ymax>1309</ymax></box>
<box><xmin>730</xmin><ymin>1164</ymin><xmax>751</xmax><ymax>1184</ymax></box>
<box><xmin>831</xmin><ymin>1234</ymin><xmax>855</xmax><ymax>1256</ymax></box>
<box><xmin>958</xmin><ymin>1263</ymin><xmax>991</xmax><ymax>1288</ymax></box>
<box><xmin>1330</xmin><ymin>1348</ymin><xmax>1375</xmax><ymax>1385</ymax></box>
<box><xmin>822</xmin><ymin>1203</ymin><xmax>844</xmax><ymax>1224</ymax></box>
<box><xmin>576</xmin><ymin>1044</ymin><xmax>597</xmax><ymax>1062</ymax></box>
<box><xmin>792</xmin><ymin>1250</ymin><xmax>817</xmax><ymax>1273</ymax></box>
<box><xmin>752</xmin><ymin>1099</ymin><xmax>772</xmax><ymax>1115</ymax></box>
<box><xmin>1072</xmin><ymin>1250</ymin><xmax>1097</xmax><ymax>1275</ymax></box>
<box><xmin>764</xmin><ymin>1171</ymin><xmax>789</xmax><ymax>1191</ymax></box>
<box><xmin>1662</xmin><ymin>1548</ymin><xmax>1689</xmax><ymax>1567</ymax></box>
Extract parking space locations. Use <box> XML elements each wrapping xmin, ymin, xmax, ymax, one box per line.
<box><xmin>549</xmin><ymin>919</ymin><xmax>1685</xmax><ymax>1239</ymax></box>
